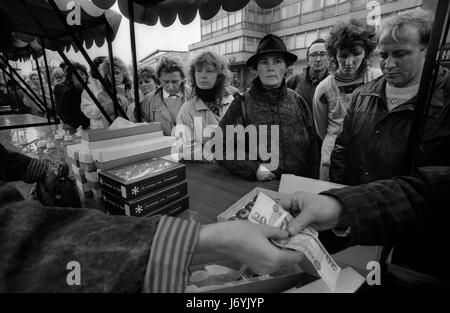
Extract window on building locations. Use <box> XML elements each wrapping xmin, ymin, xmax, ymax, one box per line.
<box><xmin>226</xmin><ymin>41</ymin><xmax>233</xmax><ymax>54</ymax></box>
<box><xmin>256</xmin><ymin>12</ymin><xmax>264</xmax><ymax>24</ymax></box>
<box><xmin>324</xmin><ymin>0</ymin><xmax>336</xmax><ymax>6</ymax></box>
<box><xmin>201</xmin><ymin>25</ymin><xmax>206</xmax><ymax>35</ymax></box>
<box><xmin>281</xmin><ymin>6</ymin><xmax>289</xmax><ymax>20</ymax></box>
<box><xmin>264</xmin><ymin>10</ymin><xmax>273</xmax><ymax>23</ymax></box>
<box><xmin>244</xmin><ymin>37</ymin><xmax>255</xmax><ymax>52</ymax></box>
<box><xmin>285</xmin><ymin>35</ymin><xmax>295</xmax><ymax>50</ymax></box>
<box><xmin>313</xmin><ymin>0</ymin><xmax>324</xmax><ymax>11</ymax></box>
<box><xmin>212</xmin><ymin>20</ymin><xmax>217</xmax><ymax>32</ymax></box>
<box><xmin>236</xmin><ymin>10</ymin><xmax>242</xmax><ymax>23</ymax></box>
<box><xmin>319</xmin><ymin>27</ymin><xmax>330</xmax><ymax>39</ymax></box>
<box><xmin>217</xmin><ymin>18</ymin><xmax>222</xmax><ymax>30</ymax></box>
<box><xmin>220</xmin><ymin>42</ymin><xmax>226</xmax><ymax>54</ymax></box>
<box><xmin>233</xmin><ymin>39</ymin><xmax>240</xmax><ymax>52</ymax></box>
<box><xmin>229</xmin><ymin>13</ymin><xmax>236</xmax><ymax>25</ymax></box>
<box><xmin>295</xmin><ymin>33</ymin><xmax>305</xmax><ymax>49</ymax></box>
<box><xmin>306</xmin><ymin>30</ymin><xmax>317</xmax><ymax>47</ymax></box>
<box><xmin>301</xmin><ymin>0</ymin><xmax>313</xmax><ymax>13</ymax></box>
<box><xmin>222</xmin><ymin>16</ymin><xmax>228</xmax><ymax>28</ymax></box>
<box><xmin>206</xmin><ymin>23</ymin><xmax>211</xmax><ymax>33</ymax></box>
<box><xmin>247</xmin><ymin>11</ymin><xmax>255</xmax><ymax>23</ymax></box>
<box><xmin>289</xmin><ymin>2</ymin><xmax>301</xmax><ymax>17</ymax></box>
<box><xmin>273</xmin><ymin>8</ymin><xmax>280</xmax><ymax>21</ymax></box>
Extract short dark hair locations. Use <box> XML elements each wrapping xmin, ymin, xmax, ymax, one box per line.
<box><xmin>326</xmin><ymin>19</ymin><xmax>377</xmax><ymax>72</ymax></box>
<box><xmin>307</xmin><ymin>38</ymin><xmax>327</xmax><ymax>61</ymax></box>
<box><xmin>138</xmin><ymin>66</ymin><xmax>159</xmax><ymax>85</ymax></box>
<box><xmin>66</xmin><ymin>62</ymin><xmax>88</xmax><ymax>85</ymax></box>
<box><xmin>156</xmin><ymin>57</ymin><xmax>185</xmax><ymax>79</ymax></box>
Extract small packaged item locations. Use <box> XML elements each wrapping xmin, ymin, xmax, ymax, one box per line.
<box><xmin>98</xmin><ymin>157</ymin><xmax>186</xmax><ymax>200</ymax></box>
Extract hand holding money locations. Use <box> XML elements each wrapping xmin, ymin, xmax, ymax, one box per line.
<box><xmin>278</xmin><ymin>191</ymin><xmax>344</xmax><ymax>235</ymax></box>
<box><xmin>248</xmin><ymin>192</ymin><xmax>341</xmax><ymax>291</ymax></box>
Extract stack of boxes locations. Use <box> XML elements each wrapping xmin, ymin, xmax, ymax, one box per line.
<box><xmin>99</xmin><ymin>157</ymin><xmax>189</xmax><ymax>217</ymax></box>
<box><xmin>65</xmin><ymin>122</ymin><xmax>178</xmax><ymax>205</ymax></box>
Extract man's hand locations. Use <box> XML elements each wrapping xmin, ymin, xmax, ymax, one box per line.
<box><xmin>256</xmin><ymin>164</ymin><xmax>276</xmax><ymax>181</ymax></box>
<box><xmin>198</xmin><ymin>221</ymin><xmax>303</xmax><ymax>274</ymax></box>
<box><xmin>279</xmin><ymin>191</ymin><xmax>344</xmax><ymax>236</ymax></box>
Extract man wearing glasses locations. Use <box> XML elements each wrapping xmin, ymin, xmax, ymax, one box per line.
<box><xmin>286</xmin><ymin>38</ymin><xmax>329</xmax><ymax>112</ymax></box>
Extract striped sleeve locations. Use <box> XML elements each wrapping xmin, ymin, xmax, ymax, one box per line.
<box><xmin>143</xmin><ymin>215</ymin><xmax>201</xmax><ymax>293</ymax></box>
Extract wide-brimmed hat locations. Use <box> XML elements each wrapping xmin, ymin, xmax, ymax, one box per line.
<box><xmin>246</xmin><ymin>34</ymin><xmax>297</xmax><ymax>69</ymax></box>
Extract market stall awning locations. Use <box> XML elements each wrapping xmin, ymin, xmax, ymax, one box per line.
<box><xmin>105</xmin><ymin>0</ymin><xmax>283</xmax><ymax>27</ymax></box>
<box><xmin>0</xmin><ymin>0</ymin><xmax>122</xmax><ymax>61</ymax></box>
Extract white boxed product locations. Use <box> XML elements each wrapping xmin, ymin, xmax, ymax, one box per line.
<box><xmin>90</xmin><ymin>136</ymin><xmax>176</xmax><ymax>162</ymax></box>
<box><xmin>81</xmin><ymin>130</ymin><xmax>164</xmax><ymax>150</ymax></box>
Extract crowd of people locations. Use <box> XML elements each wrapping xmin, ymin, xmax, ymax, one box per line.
<box><xmin>0</xmin><ymin>8</ymin><xmax>449</xmax><ymax>292</ymax></box>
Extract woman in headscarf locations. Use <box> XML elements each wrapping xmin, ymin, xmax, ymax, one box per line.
<box><xmin>176</xmin><ymin>51</ymin><xmax>234</xmax><ymax>161</ymax></box>
<box><xmin>313</xmin><ymin>19</ymin><xmax>380</xmax><ymax>181</ymax></box>
<box><xmin>217</xmin><ymin>34</ymin><xmax>318</xmax><ymax>181</ymax></box>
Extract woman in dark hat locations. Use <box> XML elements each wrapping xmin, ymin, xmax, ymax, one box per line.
<box><xmin>217</xmin><ymin>34</ymin><xmax>319</xmax><ymax>181</ymax></box>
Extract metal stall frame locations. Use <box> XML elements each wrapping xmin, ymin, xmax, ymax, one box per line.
<box><xmin>46</xmin><ymin>0</ymin><xmax>127</xmax><ymax>121</ymax></box>
<box><xmin>18</xmin><ymin>0</ymin><xmax>115</xmax><ymax>127</ymax></box>
<box><xmin>404</xmin><ymin>0</ymin><xmax>450</xmax><ymax>173</ymax></box>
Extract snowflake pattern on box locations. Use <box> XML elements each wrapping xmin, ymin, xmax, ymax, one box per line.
<box><xmin>131</xmin><ymin>186</ymin><xmax>140</xmax><ymax>196</ymax></box>
<box><xmin>135</xmin><ymin>205</ymin><xmax>143</xmax><ymax>214</ymax></box>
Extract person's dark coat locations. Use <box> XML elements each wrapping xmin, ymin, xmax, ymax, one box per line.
<box><xmin>286</xmin><ymin>66</ymin><xmax>329</xmax><ymax>112</ymax></box>
<box><xmin>217</xmin><ymin>77</ymin><xmax>319</xmax><ymax>180</ymax></box>
<box><xmin>330</xmin><ymin>67</ymin><xmax>450</xmax><ymax>185</ymax></box>
<box><xmin>60</xmin><ymin>86</ymin><xmax>90</xmax><ymax>129</ymax></box>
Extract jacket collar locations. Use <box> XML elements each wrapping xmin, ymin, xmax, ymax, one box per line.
<box><xmin>249</xmin><ymin>77</ymin><xmax>287</xmax><ymax>104</ymax></box>
<box><xmin>305</xmin><ymin>66</ymin><xmax>328</xmax><ymax>84</ymax></box>
<box><xmin>358</xmin><ymin>67</ymin><xmax>449</xmax><ymax>116</ymax></box>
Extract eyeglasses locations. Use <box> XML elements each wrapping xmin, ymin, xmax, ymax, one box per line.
<box><xmin>309</xmin><ymin>52</ymin><xmax>328</xmax><ymax>59</ymax></box>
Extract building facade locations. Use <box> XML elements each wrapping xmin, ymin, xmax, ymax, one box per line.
<box><xmin>139</xmin><ymin>49</ymin><xmax>190</xmax><ymax>72</ymax></box>
<box><xmin>188</xmin><ymin>0</ymin><xmax>424</xmax><ymax>91</ymax></box>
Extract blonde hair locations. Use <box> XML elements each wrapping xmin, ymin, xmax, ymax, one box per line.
<box><xmin>99</xmin><ymin>57</ymin><xmax>131</xmax><ymax>90</ymax></box>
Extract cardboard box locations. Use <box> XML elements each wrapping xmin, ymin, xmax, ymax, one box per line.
<box><xmin>81</xmin><ymin>122</ymin><xmax>162</xmax><ymax>142</ymax></box>
<box><xmin>90</xmin><ymin>136</ymin><xmax>175</xmax><ymax>163</ymax></box>
<box><xmin>186</xmin><ymin>259</ymin><xmax>318</xmax><ymax>293</ymax></box>
<box><xmin>82</xmin><ymin>130</ymin><xmax>164</xmax><ymax>150</ymax></box>
<box><xmin>104</xmin><ymin>194</ymin><xmax>189</xmax><ymax>217</ymax></box>
<box><xmin>217</xmin><ymin>187</ymin><xmax>286</xmax><ymax>222</ymax></box>
<box><xmin>94</xmin><ymin>146</ymin><xmax>172</xmax><ymax>171</ymax></box>
<box><xmin>98</xmin><ymin>158</ymin><xmax>186</xmax><ymax>200</ymax></box>
<box><xmin>279</xmin><ymin>174</ymin><xmax>346</xmax><ymax>194</ymax></box>
<box><xmin>102</xmin><ymin>180</ymin><xmax>188</xmax><ymax>217</ymax></box>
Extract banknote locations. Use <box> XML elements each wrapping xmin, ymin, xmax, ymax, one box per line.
<box><xmin>248</xmin><ymin>192</ymin><xmax>341</xmax><ymax>291</ymax></box>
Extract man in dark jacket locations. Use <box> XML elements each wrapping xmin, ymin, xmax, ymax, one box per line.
<box><xmin>284</xmin><ymin>166</ymin><xmax>450</xmax><ymax>288</ymax></box>
<box><xmin>330</xmin><ymin>10</ymin><xmax>450</xmax><ymax>186</ymax></box>
<box><xmin>286</xmin><ymin>38</ymin><xmax>329</xmax><ymax>112</ymax></box>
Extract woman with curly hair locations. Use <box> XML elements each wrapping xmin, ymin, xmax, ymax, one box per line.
<box><xmin>81</xmin><ymin>57</ymin><xmax>138</xmax><ymax>128</ymax></box>
<box><xmin>138</xmin><ymin>66</ymin><xmax>158</xmax><ymax>96</ymax></box>
<box><xmin>176</xmin><ymin>51</ymin><xmax>234</xmax><ymax>160</ymax></box>
<box><xmin>313</xmin><ymin>19</ymin><xmax>381</xmax><ymax>181</ymax></box>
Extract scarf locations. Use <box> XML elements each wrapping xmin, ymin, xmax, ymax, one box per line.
<box><xmin>196</xmin><ymin>84</ymin><xmax>223</xmax><ymax>116</ymax></box>
<box><xmin>249</xmin><ymin>77</ymin><xmax>287</xmax><ymax>105</ymax></box>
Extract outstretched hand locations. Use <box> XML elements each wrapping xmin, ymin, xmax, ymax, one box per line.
<box><xmin>198</xmin><ymin>220</ymin><xmax>304</xmax><ymax>274</ymax></box>
<box><xmin>278</xmin><ymin>191</ymin><xmax>344</xmax><ymax>236</ymax></box>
